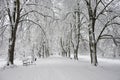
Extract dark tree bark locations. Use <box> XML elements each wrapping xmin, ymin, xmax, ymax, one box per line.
<box><xmin>86</xmin><ymin>0</ymin><xmax>98</xmax><ymax>66</ymax></box>
<box><xmin>7</xmin><ymin>0</ymin><xmax>20</xmax><ymax>65</ymax></box>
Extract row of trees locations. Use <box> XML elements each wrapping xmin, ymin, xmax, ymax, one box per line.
<box><xmin>0</xmin><ymin>0</ymin><xmax>120</xmax><ymax>66</ymax></box>
<box><xmin>60</xmin><ymin>0</ymin><xmax>120</xmax><ymax>66</ymax></box>
<box><xmin>0</xmin><ymin>0</ymin><xmax>56</xmax><ymax>66</ymax></box>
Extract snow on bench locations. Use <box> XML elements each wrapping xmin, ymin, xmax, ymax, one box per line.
<box><xmin>22</xmin><ymin>57</ymin><xmax>34</xmax><ymax>66</ymax></box>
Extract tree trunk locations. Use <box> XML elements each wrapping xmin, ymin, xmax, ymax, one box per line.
<box><xmin>7</xmin><ymin>24</ymin><xmax>18</xmax><ymax>65</ymax></box>
<box><xmin>74</xmin><ymin>49</ymin><xmax>78</xmax><ymax>60</ymax></box>
<box><xmin>68</xmin><ymin>47</ymin><xmax>71</xmax><ymax>58</ymax></box>
<box><xmin>88</xmin><ymin>18</ymin><xmax>98</xmax><ymax>66</ymax></box>
<box><xmin>7</xmin><ymin>36</ymin><xmax>16</xmax><ymax>65</ymax></box>
<box><xmin>73</xmin><ymin>3</ymin><xmax>80</xmax><ymax>60</ymax></box>
<box><xmin>42</xmin><ymin>44</ymin><xmax>45</xmax><ymax>58</ymax></box>
<box><xmin>85</xmin><ymin>1</ymin><xmax>98</xmax><ymax>66</ymax></box>
<box><xmin>7</xmin><ymin>0</ymin><xmax>20</xmax><ymax>66</ymax></box>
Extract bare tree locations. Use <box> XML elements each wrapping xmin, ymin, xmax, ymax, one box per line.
<box><xmin>6</xmin><ymin>0</ymin><xmax>20</xmax><ymax>65</ymax></box>
<box><xmin>3</xmin><ymin>0</ymin><xmax>55</xmax><ymax>65</ymax></box>
<box><xmin>84</xmin><ymin>0</ymin><xmax>120</xmax><ymax>66</ymax></box>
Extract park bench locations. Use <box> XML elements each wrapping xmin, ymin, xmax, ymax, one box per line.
<box><xmin>22</xmin><ymin>58</ymin><xmax>33</xmax><ymax>66</ymax></box>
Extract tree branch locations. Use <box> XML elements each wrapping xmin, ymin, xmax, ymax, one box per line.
<box><xmin>100</xmin><ymin>34</ymin><xmax>118</xmax><ymax>46</ymax></box>
<box><xmin>96</xmin><ymin>15</ymin><xmax>120</xmax><ymax>43</ymax></box>
<box><xmin>19</xmin><ymin>19</ymin><xmax>46</xmax><ymax>37</ymax></box>
<box><xmin>20</xmin><ymin>10</ymin><xmax>58</xmax><ymax>20</ymax></box>
<box><xmin>96</xmin><ymin>0</ymin><xmax>115</xmax><ymax>19</ymax></box>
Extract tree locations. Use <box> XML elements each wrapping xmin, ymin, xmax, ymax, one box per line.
<box><xmin>70</xmin><ymin>3</ymin><xmax>81</xmax><ymax>60</ymax></box>
<box><xmin>84</xmin><ymin>0</ymin><xmax>120</xmax><ymax>66</ymax></box>
<box><xmin>4</xmin><ymin>0</ymin><xmax>54</xmax><ymax>65</ymax></box>
<box><xmin>6</xmin><ymin>0</ymin><xmax>20</xmax><ymax>65</ymax></box>
<box><xmin>59</xmin><ymin>1</ymin><xmax>87</xmax><ymax>60</ymax></box>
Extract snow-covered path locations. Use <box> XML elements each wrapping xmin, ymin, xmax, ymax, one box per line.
<box><xmin>0</xmin><ymin>56</ymin><xmax>120</xmax><ymax>80</ymax></box>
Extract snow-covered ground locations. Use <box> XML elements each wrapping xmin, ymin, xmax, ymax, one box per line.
<box><xmin>0</xmin><ymin>55</ymin><xmax>120</xmax><ymax>80</ymax></box>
